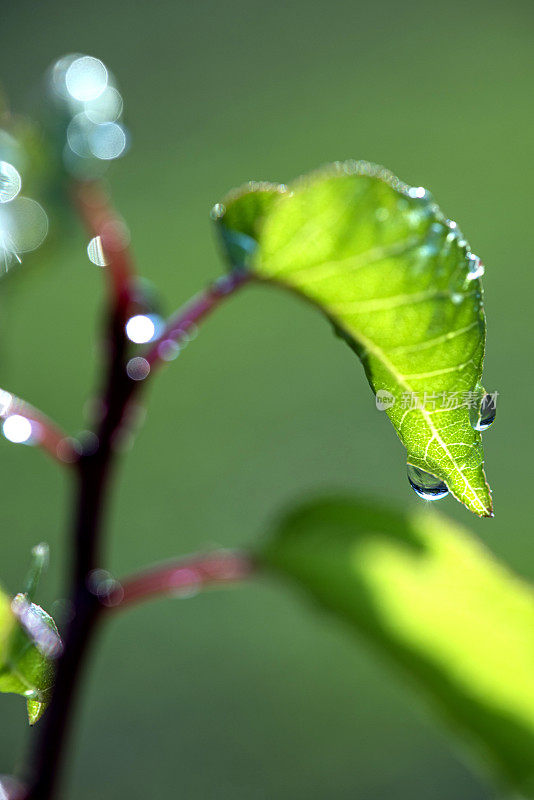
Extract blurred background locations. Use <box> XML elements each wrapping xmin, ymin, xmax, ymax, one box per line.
<box><xmin>0</xmin><ymin>0</ymin><xmax>532</xmax><ymax>796</ymax></box>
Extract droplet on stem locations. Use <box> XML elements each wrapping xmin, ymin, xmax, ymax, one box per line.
<box><xmin>126</xmin><ymin>357</ymin><xmax>150</xmax><ymax>381</ymax></box>
<box><xmin>87</xmin><ymin>235</ymin><xmax>108</xmax><ymax>267</ymax></box>
<box><xmin>125</xmin><ymin>314</ymin><xmax>162</xmax><ymax>344</ymax></box>
<box><xmin>2</xmin><ymin>415</ymin><xmax>37</xmax><ymax>445</ymax></box>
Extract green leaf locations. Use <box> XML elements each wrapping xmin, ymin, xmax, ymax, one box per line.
<box><xmin>0</xmin><ymin>587</ymin><xmax>61</xmax><ymax>724</ymax></box>
<box><xmin>214</xmin><ymin>162</ymin><xmax>492</xmax><ymax>517</ymax></box>
<box><xmin>0</xmin><ymin>588</ymin><xmax>16</xmax><ymax>664</ymax></box>
<box><xmin>257</xmin><ymin>497</ymin><xmax>534</xmax><ymax>795</ymax></box>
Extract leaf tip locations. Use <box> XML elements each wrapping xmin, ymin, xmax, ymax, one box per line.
<box><xmin>26</xmin><ymin>696</ymin><xmax>46</xmax><ymax>725</ymax></box>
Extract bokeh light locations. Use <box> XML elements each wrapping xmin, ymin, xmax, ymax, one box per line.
<box><xmin>0</xmin><ymin>140</ymin><xmax>49</xmax><ymax>273</ymax></box>
<box><xmin>0</xmin><ymin>197</ymin><xmax>49</xmax><ymax>271</ymax></box>
<box><xmin>2</xmin><ymin>415</ymin><xmax>34</xmax><ymax>444</ymax></box>
<box><xmin>88</xmin><ymin>122</ymin><xmax>127</xmax><ymax>160</ymax></box>
<box><xmin>84</xmin><ymin>86</ymin><xmax>123</xmax><ymax>124</ymax></box>
<box><xmin>65</xmin><ymin>56</ymin><xmax>108</xmax><ymax>102</ymax></box>
<box><xmin>4</xmin><ymin>197</ymin><xmax>49</xmax><ymax>253</ymax></box>
<box><xmin>126</xmin><ymin>357</ymin><xmax>150</xmax><ymax>381</ymax></box>
<box><xmin>0</xmin><ymin>162</ymin><xmax>21</xmax><ymax>204</ymax></box>
<box><xmin>125</xmin><ymin>314</ymin><xmax>159</xmax><ymax>344</ymax></box>
<box><xmin>0</xmin><ymin>390</ymin><xmax>13</xmax><ymax>416</ymax></box>
<box><xmin>49</xmin><ymin>53</ymin><xmax>129</xmax><ymax>177</ymax></box>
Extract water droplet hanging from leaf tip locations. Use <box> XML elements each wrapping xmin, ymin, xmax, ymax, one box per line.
<box><xmin>407</xmin><ymin>464</ymin><xmax>449</xmax><ymax>501</ymax></box>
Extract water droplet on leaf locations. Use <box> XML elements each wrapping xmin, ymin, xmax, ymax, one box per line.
<box><xmin>470</xmin><ymin>393</ymin><xmax>496</xmax><ymax>432</ymax></box>
<box><xmin>407</xmin><ymin>186</ymin><xmax>428</xmax><ymax>199</ymax></box>
<box><xmin>407</xmin><ymin>464</ymin><xmax>449</xmax><ymax>501</ymax></box>
<box><xmin>467</xmin><ymin>252</ymin><xmax>485</xmax><ymax>281</ymax></box>
<box><xmin>210</xmin><ymin>203</ymin><xmax>225</xmax><ymax>220</ymax></box>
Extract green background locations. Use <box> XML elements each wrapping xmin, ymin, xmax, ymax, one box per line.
<box><xmin>1</xmin><ymin>0</ymin><xmax>532</xmax><ymax>796</ymax></box>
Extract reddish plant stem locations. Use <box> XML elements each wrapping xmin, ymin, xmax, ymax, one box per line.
<box><xmin>0</xmin><ymin>391</ymin><xmax>78</xmax><ymax>466</ymax></box>
<box><xmin>24</xmin><ymin>184</ymin><xmax>251</xmax><ymax>800</ymax></box>
<box><xmin>108</xmin><ymin>551</ymin><xmax>255</xmax><ymax>611</ymax></box>
<box><xmin>73</xmin><ymin>180</ymin><xmax>137</xmax><ymax>311</ymax></box>
<box><xmin>144</xmin><ymin>269</ymin><xmax>251</xmax><ymax>373</ymax></box>
<box><xmin>25</xmin><ymin>302</ymin><xmax>132</xmax><ymax>800</ymax></box>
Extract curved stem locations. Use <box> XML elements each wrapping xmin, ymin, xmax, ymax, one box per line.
<box><xmin>0</xmin><ymin>388</ymin><xmax>78</xmax><ymax>466</ymax></box>
<box><xmin>73</xmin><ymin>180</ymin><xmax>137</xmax><ymax>311</ymax></box>
<box><xmin>144</xmin><ymin>269</ymin><xmax>251</xmax><ymax>374</ymax></box>
<box><xmin>107</xmin><ymin>551</ymin><xmax>255</xmax><ymax>611</ymax></box>
<box><xmin>23</xmin><ymin>186</ymin><xmax>252</xmax><ymax>798</ymax></box>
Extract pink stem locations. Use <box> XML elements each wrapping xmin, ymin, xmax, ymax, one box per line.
<box><xmin>73</xmin><ymin>180</ymin><xmax>137</xmax><ymax>311</ymax></box>
<box><xmin>107</xmin><ymin>551</ymin><xmax>255</xmax><ymax>611</ymax></box>
<box><xmin>0</xmin><ymin>389</ymin><xmax>78</xmax><ymax>465</ymax></box>
<box><xmin>144</xmin><ymin>270</ymin><xmax>251</xmax><ymax>372</ymax></box>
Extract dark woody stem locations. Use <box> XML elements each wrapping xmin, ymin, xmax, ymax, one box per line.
<box><xmin>23</xmin><ymin>184</ymin><xmax>251</xmax><ymax>800</ymax></box>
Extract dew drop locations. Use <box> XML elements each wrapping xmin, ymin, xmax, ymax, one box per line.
<box><xmin>0</xmin><ymin>162</ymin><xmax>21</xmax><ymax>204</ymax></box>
<box><xmin>168</xmin><ymin>568</ymin><xmax>201</xmax><ymax>599</ymax></box>
<box><xmin>125</xmin><ymin>314</ymin><xmax>162</xmax><ymax>344</ymax></box>
<box><xmin>88</xmin><ymin>569</ymin><xmax>123</xmax><ymax>606</ymax></box>
<box><xmin>2</xmin><ymin>414</ymin><xmax>36</xmax><ymax>445</ymax></box>
<box><xmin>467</xmin><ymin>252</ymin><xmax>485</xmax><ymax>281</ymax></box>
<box><xmin>0</xmin><ymin>390</ymin><xmax>13</xmax><ymax>415</ymax></box>
<box><xmin>66</xmin><ymin>113</ymin><xmax>94</xmax><ymax>158</ymax></box>
<box><xmin>56</xmin><ymin>436</ymin><xmax>82</xmax><ymax>463</ymax></box>
<box><xmin>78</xmin><ymin>430</ymin><xmax>99</xmax><ymax>455</ymax></box>
<box><xmin>210</xmin><ymin>203</ymin><xmax>225</xmax><ymax>220</ymax></box>
<box><xmin>0</xmin><ymin>197</ymin><xmax>48</xmax><ymax>255</ymax></box>
<box><xmin>87</xmin><ymin>235</ymin><xmax>108</xmax><ymax>267</ymax></box>
<box><xmin>407</xmin><ymin>464</ymin><xmax>449</xmax><ymax>501</ymax></box>
<box><xmin>470</xmin><ymin>393</ymin><xmax>496</xmax><ymax>432</ymax></box>
<box><xmin>408</xmin><ymin>186</ymin><xmax>428</xmax><ymax>199</ymax></box>
<box><xmin>65</xmin><ymin>56</ymin><xmax>108</xmax><ymax>102</ymax></box>
<box><xmin>88</xmin><ymin>122</ymin><xmax>127</xmax><ymax>160</ymax></box>
<box><xmin>126</xmin><ymin>356</ymin><xmax>150</xmax><ymax>381</ymax></box>
<box><xmin>84</xmin><ymin>86</ymin><xmax>123</xmax><ymax>123</ymax></box>
<box><xmin>158</xmin><ymin>339</ymin><xmax>181</xmax><ymax>361</ymax></box>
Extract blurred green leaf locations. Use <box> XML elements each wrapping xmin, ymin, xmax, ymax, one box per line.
<box><xmin>215</xmin><ymin>162</ymin><xmax>492</xmax><ymax>517</ymax></box>
<box><xmin>0</xmin><ymin>585</ymin><xmax>60</xmax><ymax>725</ymax></box>
<box><xmin>257</xmin><ymin>497</ymin><xmax>534</xmax><ymax>795</ymax></box>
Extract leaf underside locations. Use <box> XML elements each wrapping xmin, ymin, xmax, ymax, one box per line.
<box><xmin>215</xmin><ymin>161</ymin><xmax>492</xmax><ymax>517</ymax></box>
<box><xmin>258</xmin><ymin>497</ymin><xmax>534</xmax><ymax>795</ymax></box>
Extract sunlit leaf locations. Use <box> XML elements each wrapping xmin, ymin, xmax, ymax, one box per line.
<box><xmin>257</xmin><ymin>497</ymin><xmax>534</xmax><ymax>795</ymax></box>
<box><xmin>0</xmin><ymin>585</ymin><xmax>61</xmax><ymax>724</ymax></box>
<box><xmin>214</xmin><ymin>162</ymin><xmax>492</xmax><ymax>516</ymax></box>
